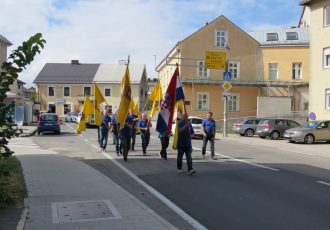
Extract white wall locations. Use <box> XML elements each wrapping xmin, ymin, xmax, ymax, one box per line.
<box><xmin>257</xmin><ymin>96</ymin><xmax>291</xmax><ymax>118</ymax></box>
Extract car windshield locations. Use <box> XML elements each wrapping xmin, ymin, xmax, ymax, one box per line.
<box><xmin>302</xmin><ymin>121</ymin><xmax>319</xmax><ymax>128</ymax></box>
<box><xmin>260</xmin><ymin>119</ymin><xmax>270</xmax><ymax>124</ymax></box>
<box><xmin>190</xmin><ymin>118</ymin><xmax>203</xmax><ymax>124</ymax></box>
<box><xmin>42</xmin><ymin>114</ymin><xmax>56</xmax><ymax>121</ymax></box>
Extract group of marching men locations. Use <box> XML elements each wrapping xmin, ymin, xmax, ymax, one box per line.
<box><xmin>98</xmin><ymin>108</ymin><xmax>217</xmax><ymax>176</ymax></box>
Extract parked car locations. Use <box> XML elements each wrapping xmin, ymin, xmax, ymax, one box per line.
<box><xmin>256</xmin><ymin>119</ymin><xmax>300</xmax><ymax>140</ymax></box>
<box><xmin>171</xmin><ymin>116</ymin><xmax>204</xmax><ymax>138</ymax></box>
<box><xmin>65</xmin><ymin>112</ymin><xmax>79</xmax><ymax>122</ymax></box>
<box><xmin>232</xmin><ymin>118</ymin><xmax>262</xmax><ymax>137</ymax></box>
<box><xmin>284</xmin><ymin>120</ymin><xmax>330</xmax><ymax>144</ymax></box>
<box><xmin>77</xmin><ymin>112</ymin><xmax>96</xmax><ymax>128</ymax></box>
<box><xmin>37</xmin><ymin>113</ymin><xmax>60</xmax><ymax>135</ymax></box>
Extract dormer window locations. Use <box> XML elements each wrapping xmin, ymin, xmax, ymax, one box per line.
<box><xmin>286</xmin><ymin>32</ymin><xmax>298</xmax><ymax>40</ymax></box>
<box><xmin>266</xmin><ymin>33</ymin><xmax>278</xmax><ymax>41</ymax></box>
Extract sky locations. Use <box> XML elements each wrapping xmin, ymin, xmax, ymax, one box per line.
<box><xmin>0</xmin><ymin>0</ymin><xmax>304</xmax><ymax>87</ymax></box>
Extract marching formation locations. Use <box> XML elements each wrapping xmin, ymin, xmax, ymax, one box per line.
<box><xmin>77</xmin><ymin>58</ymin><xmax>218</xmax><ymax>175</ymax></box>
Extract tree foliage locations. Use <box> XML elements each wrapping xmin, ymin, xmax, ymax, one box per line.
<box><xmin>0</xmin><ymin>33</ymin><xmax>46</xmax><ymax>158</ymax></box>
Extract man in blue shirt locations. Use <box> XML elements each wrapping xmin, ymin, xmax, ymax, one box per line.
<box><xmin>137</xmin><ymin>113</ymin><xmax>152</xmax><ymax>156</ymax></box>
<box><xmin>177</xmin><ymin>113</ymin><xmax>196</xmax><ymax>175</ymax></box>
<box><xmin>99</xmin><ymin>110</ymin><xmax>111</xmax><ymax>152</ymax></box>
<box><xmin>120</xmin><ymin>113</ymin><xmax>134</xmax><ymax>161</ymax></box>
<box><xmin>110</xmin><ymin>109</ymin><xmax>120</xmax><ymax>156</ymax></box>
<box><xmin>130</xmin><ymin>110</ymin><xmax>139</xmax><ymax>151</ymax></box>
<box><xmin>201</xmin><ymin>111</ymin><xmax>217</xmax><ymax>160</ymax></box>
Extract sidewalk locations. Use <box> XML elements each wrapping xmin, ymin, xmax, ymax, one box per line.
<box><xmin>18</xmin><ymin>125</ymin><xmax>37</xmax><ymax>137</ymax></box>
<box><xmin>11</xmin><ymin>139</ymin><xmax>177</xmax><ymax>230</ymax></box>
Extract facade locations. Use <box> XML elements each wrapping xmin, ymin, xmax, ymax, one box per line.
<box><xmin>93</xmin><ymin>63</ymin><xmax>148</xmax><ymax>112</ymax></box>
<box><xmin>34</xmin><ymin>60</ymin><xmax>148</xmax><ymax>117</ymax></box>
<box><xmin>249</xmin><ymin>27</ymin><xmax>310</xmax><ymax>113</ymax></box>
<box><xmin>157</xmin><ymin>15</ymin><xmax>261</xmax><ymax>120</ymax></box>
<box><xmin>300</xmin><ymin>0</ymin><xmax>330</xmax><ymax>120</ymax></box>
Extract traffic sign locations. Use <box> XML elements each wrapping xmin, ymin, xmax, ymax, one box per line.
<box><xmin>223</xmin><ymin>71</ymin><xmax>232</xmax><ymax>81</ymax></box>
<box><xmin>309</xmin><ymin>112</ymin><xmax>316</xmax><ymax>121</ymax></box>
<box><xmin>205</xmin><ymin>51</ymin><xmax>226</xmax><ymax>69</ymax></box>
<box><xmin>222</xmin><ymin>82</ymin><xmax>232</xmax><ymax>91</ymax></box>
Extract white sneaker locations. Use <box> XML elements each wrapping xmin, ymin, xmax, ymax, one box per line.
<box><xmin>211</xmin><ymin>156</ymin><xmax>217</xmax><ymax>160</ymax></box>
<box><xmin>177</xmin><ymin>169</ymin><xmax>183</xmax><ymax>173</ymax></box>
<box><xmin>188</xmin><ymin>169</ymin><xmax>196</xmax><ymax>175</ymax></box>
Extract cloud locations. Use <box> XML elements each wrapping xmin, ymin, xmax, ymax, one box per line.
<box><xmin>0</xmin><ymin>0</ymin><xmax>303</xmax><ymax>87</ymax></box>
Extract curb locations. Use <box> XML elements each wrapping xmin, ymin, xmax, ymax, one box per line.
<box><xmin>16</xmin><ymin>198</ymin><xmax>29</xmax><ymax>230</ymax></box>
<box><xmin>19</xmin><ymin>128</ymin><xmax>37</xmax><ymax>137</ymax></box>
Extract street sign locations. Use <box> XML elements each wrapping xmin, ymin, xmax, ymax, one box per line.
<box><xmin>222</xmin><ymin>82</ymin><xmax>232</xmax><ymax>91</ymax></box>
<box><xmin>309</xmin><ymin>112</ymin><xmax>316</xmax><ymax>121</ymax></box>
<box><xmin>222</xmin><ymin>92</ymin><xmax>231</xmax><ymax>101</ymax></box>
<box><xmin>223</xmin><ymin>71</ymin><xmax>232</xmax><ymax>81</ymax></box>
<box><xmin>205</xmin><ymin>51</ymin><xmax>226</xmax><ymax>69</ymax></box>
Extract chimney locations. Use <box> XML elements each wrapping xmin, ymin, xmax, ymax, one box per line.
<box><xmin>71</xmin><ymin>60</ymin><xmax>79</xmax><ymax>65</ymax></box>
<box><xmin>118</xmin><ymin>60</ymin><xmax>126</xmax><ymax>65</ymax></box>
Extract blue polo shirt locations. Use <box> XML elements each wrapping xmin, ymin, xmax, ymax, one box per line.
<box><xmin>177</xmin><ymin>120</ymin><xmax>194</xmax><ymax>149</ymax></box>
<box><xmin>120</xmin><ymin>114</ymin><xmax>134</xmax><ymax>137</ymax></box>
<box><xmin>101</xmin><ymin>115</ymin><xmax>111</xmax><ymax>129</ymax></box>
<box><xmin>111</xmin><ymin>114</ymin><xmax>119</xmax><ymax>133</ymax></box>
<box><xmin>202</xmin><ymin>119</ymin><xmax>216</xmax><ymax>134</ymax></box>
<box><xmin>138</xmin><ymin>119</ymin><xmax>150</xmax><ymax>134</ymax></box>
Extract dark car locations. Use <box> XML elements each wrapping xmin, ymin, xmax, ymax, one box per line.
<box><xmin>37</xmin><ymin>113</ymin><xmax>60</xmax><ymax>135</ymax></box>
<box><xmin>232</xmin><ymin>118</ymin><xmax>262</xmax><ymax>137</ymax></box>
<box><xmin>256</xmin><ymin>119</ymin><xmax>300</xmax><ymax>140</ymax></box>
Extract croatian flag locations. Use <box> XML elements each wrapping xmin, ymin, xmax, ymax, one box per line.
<box><xmin>156</xmin><ymin>66</ymin><xmax>184</xmax><ymax>134</ymax></box>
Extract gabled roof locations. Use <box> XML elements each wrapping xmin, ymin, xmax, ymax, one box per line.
<box><xmin>0</xmin><ymin>34</ymin><xmax>12</xmax><ymax>46</ymax></box>
<box><xmin>300</xmin><ymin>0</ymin><xmax>313</xmax><ymax>5</ymax></box>
<box><xmin>93</xmin><ymin>64</ymin><xmax>146</xmax><ymax>84</ymax></box>
<box><xmin>34</xmin><ymin>63</ymin><xmax>100</xmax><ymax>84</ymax></box>
<box><xmin>156</xmin><ymin>15</ymin><xmax>259</xmax><ymax>70</ymax></box>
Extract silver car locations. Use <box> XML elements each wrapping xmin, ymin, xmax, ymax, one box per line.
<box><xmin>232</xmin><ymin>118</ymin><xmax>262</xmax><ymax>137</ymax></box>
<box><xmin>284</xmin><ymin>120</ymin><xmax>330</xmax><ymax>144</ymax></box>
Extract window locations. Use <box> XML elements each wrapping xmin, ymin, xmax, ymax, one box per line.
<box><xmin>266</xmin><ymin>33</ymin><xmax>278</xmax><ymax>41</ymax></box>
<box><xmin>104</xmin><ymin>88</ymin><xmax>111</xmax><ymax>97</ymax></box>
<box><xmin>292</xmin><ymin>63</ymin><xmax>302</xmax><ymax>80</ymax></box>
<box><xmin>286</xmin><ymin>32</ymin><xmax>298</xmax><ymax>40</ymax></box>
<box><xmin>324</xmin><ymin>48</ymin><xmax>330</xmax><ymax>68</ymax></box>
<box><xmin>324</xmin><ymin>6</ymin><xmax>330</xmax><ymax>26</ymax></box>
<box><xmin>228</xmin><ymin>94</ymin><xmax>240</xmax><ymax>112</ymax></box>
<box><xmin>197</xmin><ymin>61</ymin><xmax>209</xmax><ymax>77</ymax></box>
<box><xmin>83</xmin><ymin>86</ymin><xmax>91</xmax><ymax>96</ymax></box>
<box><xmin>326</xmin><ymin>89</ymin><xmax>330</xmax><ymax>110</ymax></box>
<box><xmin>63</xmin><ymin>86</ymin><xmax>70</xmax><ymax>97</ymax></box>
<box><xmin>48</xmin><ymin>86</ymin><xmax>55</xmax><ymax>97</ymax></box>
<box><xmin>228</xmin><ymin>61</ymin><xmax>240</xmax><ymax>79</ymax></box>
<box><xmin>64</xmin><ymin>104</ymin><xmax>71</xmax><ymax>115</ymax></box>
<box><xmin>215</xmin><ymin>30</ymin><xmax>227</xmax><ymax>48</ymax></box>
<box><xmin>268</xmin><ymin>63</ymin><xmax>278</xmax><ymax>80</ymax></box>
<box><xmin>197</xmin><ymin>93</ymin><xmax>209</xmax><ymax>110</ymax></box>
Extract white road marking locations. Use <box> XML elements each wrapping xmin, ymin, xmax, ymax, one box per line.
<box><xmin>152</xmin><ymin>135</ymin><xmax>279</xmax><ymax>172</ymax></box>
<box><xmin>101</xmin><ymin>151</ymin><xmax>208</xmax><ymax>230</ymax></box>
<box><xmin>64</xmin><ymin>122</ymin><xmax>77</xmax><ymax>133</ymax></box>
<box><xmin>84</xmin><ymin>138</ymin><xmax>89</xmax><ymax>143</ymax></box>
<box><xmin>91</xmin><ymin>144</ymin><xmax>99</xmax><ymax>149</ymax></box>
<box><xmin>317</xmin><ymin>181</ymin><xmax>330</xmax><ymax>187</ymax></box>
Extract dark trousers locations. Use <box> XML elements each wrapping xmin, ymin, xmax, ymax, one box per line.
<box><xmin>131</xmin><ymin>131</ymin><xmax>136</xmax><ymax>150</ymax></box>
<box><xmin>121</xmin><ymin>136</ymin><xmax>131</xmax><ymax>159</ymax></box>
<box><xmin>160</xmin><ymin>135</ymin><xmax>169</xmax><ymax>159</ymax></box>
<box><xmin>202</xmin><ymin>134</ymin><xmax>215</xmax><ymax>157</ymax></box>
<box><xmin>97</xmin><ymin>126</ymin><xmax>100</xmax><ymax>143</ymax></box>
<box><xmin>113</xmin><ymin>132</ymin><xmax>120</xmax><ymax>153</ymax></box>
<box><xmin>177</xmin><ymin>146</ymin><xmax>193</xmax><ymax>171</ymax></box>
<box><xmin>141</xmin><ymin>132</ymin><xmax>150</xmax><ymax>153</ymax></box>
<box><xmin>99</xmin><ymin>126</ymin><xmax>108</xmax><ymax>150</ymax></box>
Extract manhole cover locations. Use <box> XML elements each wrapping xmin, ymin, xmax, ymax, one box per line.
<box><xmin>52</xmin><ymin>200</ymin><xmax>121</xmax><ymax>223</ymax></box>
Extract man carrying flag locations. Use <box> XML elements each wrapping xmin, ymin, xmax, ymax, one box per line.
<box><xmin>76</xmin><ymin>96</ymin><xmax>94</xmax><ymax>134</ymax></box>
<box><xmin>93</xmin><ymin>83</ymin><xmax>106</xmax><ymax>144</ymax></box>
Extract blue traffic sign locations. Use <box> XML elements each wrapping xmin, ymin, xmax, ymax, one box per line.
<box><xmin>309</xmin><ymin>112</ymin><xmax>316</xmax><ymax>121</ymax></box>
<box><xmin>223</xmin><ymin>71</ymin><xmax>232</xmax><ymax>81</ymax></box>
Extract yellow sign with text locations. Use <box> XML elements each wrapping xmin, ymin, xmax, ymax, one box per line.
<box><xmin>205</xmin><ymin>51</ymin><xmax>226</xmax><ymax>69</ymax></box>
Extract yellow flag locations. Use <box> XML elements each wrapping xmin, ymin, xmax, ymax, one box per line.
<box><xmin>77</xmin><ymin>96</ymin><xmax>94</xmax><ymax>133</ymax></box>
<box><xmin>130</xmin><ymin>99</ymin><xmax>139</xmax><ymax>116</ymax></box>
<box><xmin>117</xmin><ymin>64</ymin><xmax>132</xmax><ymax>129</ymax></box>
<box><xmin>172</xmin><ymin>100</ymin><xmax>185</xmax><ymax>150</ymax></box>
<box><xmin>94</xmin><ymin>83</ymin><xmax>106</xmax><ymax>107</ymax></box>
<box><xmin>148</xmin><ymin>81</ymin><xmax>162</xmax><ymax>102</ymax></box>
<box><xmin>94</xmin><ymin>108</ymin><xmax>102</xmax><ymax>126</ymax></box>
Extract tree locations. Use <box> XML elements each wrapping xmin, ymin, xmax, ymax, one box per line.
<box><xmin>0</xmin><ymin>33</ymin><xmax>46</xmax><ymax>158</ymax></box>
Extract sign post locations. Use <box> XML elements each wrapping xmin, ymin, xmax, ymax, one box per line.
<box><xmin>222</xmin><ymin>71</ymin><xmax>232</xmax><ymax>137</ymax></box>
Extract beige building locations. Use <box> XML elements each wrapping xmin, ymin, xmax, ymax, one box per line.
<box><xmin>300</xmin><ymin>0</ymin><xmax>330</xmax><ymax>120</ymax></box>
<box><xmin>93</xmin><ymin>63</ymin><xmax>148</xmax><ymax>112</ymax></box>
<box><xmin>34</xmin><ymin>60</ymin><xmax>148</xmax><ymax>117</ymax></box>
<box><xmin>157</xmin><ymin>15</ymin><xmax>261</xmax><ymax>120</ymax></box>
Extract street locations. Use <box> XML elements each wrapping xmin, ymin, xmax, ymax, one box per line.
<box><xmin>32</xmin><ymin>123</ymin><xmax>330</xmax><ymax>230</ymax></box>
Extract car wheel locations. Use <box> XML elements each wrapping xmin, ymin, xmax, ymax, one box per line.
<box><xmin>239</xmin><ymin>133</ymin><xmax>244</xmax><ymax>136</ymax></box>
<box><xmin>270</xmin><ymin>131</ymin><xmax>280</xmax><ymax>140</ymax></box>
<box><xmin>288</xmin><ymin>140</ymin><xmax>295</xmax><ymax>143</ymax></box>
<box><xmin>304</xmin><ymin>134</ymin><xmax>314</xmax><ymax>144</ymax></box>
<box><xmin>37</xmin><ymin>131</ymin><xmax>41</xmax><ymax>135</ymax></box>
<box><xmin>259</xmin><ymin>136</ymin><xmax>266</xmax><ymax>139</ymax></box>
<box><xmin>245</xmin><ymin>129</ymin><xmax>254</xmax><ymax>137</ymax></box>
<box><xmin>56</xmin><ymin>131</ymin><xmax>60</xmax><ymax>135</ymax></box>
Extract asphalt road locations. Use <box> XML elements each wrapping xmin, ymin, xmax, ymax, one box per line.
<box><xmin>32</xmin><ymin>123</ymin><xmax>330</xmax><ymax>230</ymax></box>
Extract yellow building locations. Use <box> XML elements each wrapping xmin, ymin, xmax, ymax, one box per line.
<box><xmin>300</xmin><ymin>0</ymin><xmax>330</xmax><ymax>120</ymax></box>
<box><xmin>157</xmin><ymin>15</ymin><xmax>261</xmax><ymax>120</ymax></box>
